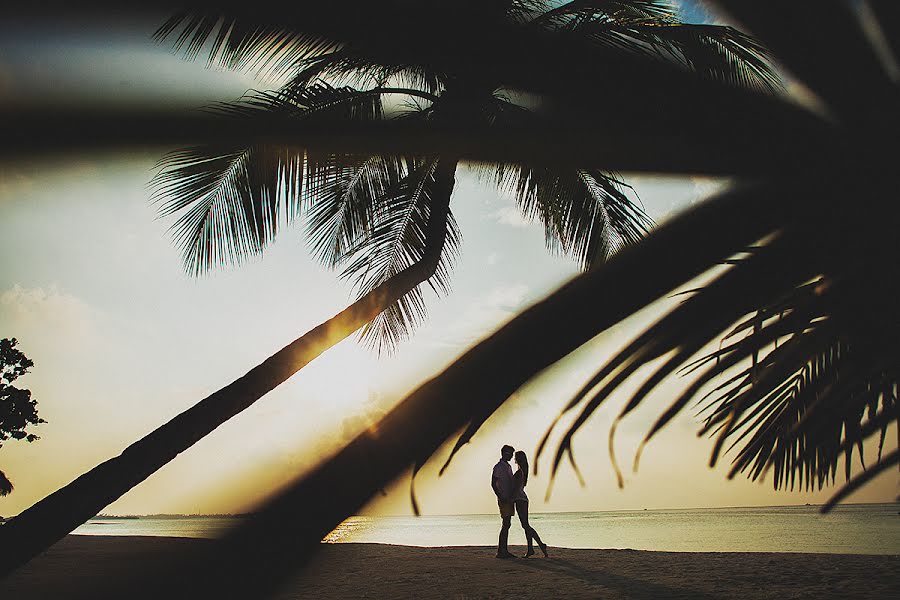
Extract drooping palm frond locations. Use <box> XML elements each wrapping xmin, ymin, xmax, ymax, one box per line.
<box><xmin>643</xmin><ymin>23</ymin><xmax>783</xmax><ymax>93</ymax></box>
<box><xmin>486</xmin><ymin>162</ymin><xmax>651</xmax><ymax>268</ymax></box>
<box><xmin>303</xmin><ymin>153</ymin><xmax>407</xmax><ymax>267</ymax></box>
<box><xmin>151</xmin><ymin>143</ymin><xmax>302</xmax><ymax>276</ymax></box>
<box><xmin>505</xmin><ymin>0</ymin><xmax>553</xmax><ymax>24</ymax></box>
<box><xmin>713</xmin><ymin>0</ymin><xmax>897</xmax><ymax>125</ymax></box>
<box><xmin>481</xmin><ymin>95</ymin><xmax>652</xmax><ymax>269</ymax></box>
<box><xmin>155</xmin><ymin>6</ymin><xmax>454</xmax><ymax>94</ymax></box>
<box><xmin>531</xmin><ymin>0</ymin><xmax>679</xmax><ymax>29</ymax></box>
<box><xmin>535</xmin><ymin>174</ymin><xmax>900</xmax><ymax>502</ymax></box>
<box><xmin>150</xmin><ymin>83</ymin><xmax>388</xmax><ymax>274</ymax></box>
<box><xmin>709</xmin><ymin>335</ymin><xmax>898</xmax><ymax>494</ymax></box>
<box><xmin>337</xmin><ymin>157</ymin><xmax>462</xmax><ymax>352</ymax></box>
<box><xmin>534</xmin><ymin>1</ymin><xmax>781</xmax><ymax>92</ymax></box>
<box><xmin>155</xmin><ymin>10</ymin><xmax>340</xmax><ymax>80</ymax></box>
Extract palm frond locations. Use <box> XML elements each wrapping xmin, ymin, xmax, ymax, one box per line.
<box><xmin>535</xmin><ymin>175</ymin><xmax>900</xmax><ymax>502</ymax></box>
<box><xmin>156</xmin><ymin>7</ymin><xmax>450</xmax><ymax>94</ymax></box>
<box><xmin>480</xmin><ymin>95</ymin><xmax>651</xmax><ymax>269</ymax></box>
<box><xmin>554</xmin><ymin>15</ymin><xmax>782</xmax><ymax>92</ymax></box>
<box><xmin>209</xmin><ymin>83</ymin><xmax>387</xmax><ymax>122</ymax></box>
<box><xmin>483</xmin><ymin>163</ymin><xmax>651</xmax><ymax>269</ymax></box>
<box><xmin>154</xmin><ymin>11</ymin><xmax>340</xmax><ymax>80</ymax></box>
<box><xmin>696</xmin><ymin>288</ymin><xmax>900</xmax><ymax>493</ymax></box>
<box><xmin>506</xmin><ymin>0</ymin><xmax>552</xmax><ymax>24</ymax></box>
<box><xmin>299</xmin><ymin>94</ymin><xmax>434</xmax><ymax>269</ymax></box>
<box><xmin>304</xmin><ymin>154</ymin><xmax>407</xmax><ymax>268</ymax></box>
<box><xmin>280</xmin><ymin>51</ymin><xmax>447</xmax><ymax>97</ymax></box>
<box><xmin>338</xmin><ymin>157</ymin><xmax>461</xmax><ymax>353</ymax></box>
<box><xmin>638</xmin><ymin>23</ymin><xmax>783</xmax><ymax>92</ymax></box>
<box><xmin>531</xmin><ymin>0</ymin><xmax>679</xmax><ymax>29</ymax></box>
<box><xmin>711</xmin><ymin>0</ymin><xmax>896</xmax><ymax>124</ymax></box>
<box><xmin>519</xmin><ymin>1</ymin><xmax>781</xmax><ymax>92</ymax></box>
<box><xmin>151</xmin><ymin>83</ymin><xmax>387</xmax><ymax>274</ymax></box>
<box><xmin>151</xmin><ymin>143</ymin><xmax>302</xmax><ymax>275</ymax></box>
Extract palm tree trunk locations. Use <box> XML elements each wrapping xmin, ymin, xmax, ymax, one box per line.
<box><xmin>0</xmin><ymin>158</ymin><xmax>459</xmax><ymax>576</ymax></box>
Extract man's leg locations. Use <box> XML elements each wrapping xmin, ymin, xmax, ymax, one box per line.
<box><xmin>498</xmin><ymin>515</ymin><xmax>512</xmax><ymax>556</ymax></box>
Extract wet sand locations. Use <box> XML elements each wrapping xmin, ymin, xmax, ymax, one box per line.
<box><xmin>1</xmin><ymin>535</ymin><xmax>897</xmax><ymax>599</ymax></box>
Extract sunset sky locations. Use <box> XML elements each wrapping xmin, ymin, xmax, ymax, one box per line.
<box><xmin>1</xmin><ymin>4</ymin><xmax>896</xmax><ymax>518</ymax></box>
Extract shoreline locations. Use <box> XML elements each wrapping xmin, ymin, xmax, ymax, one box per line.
<box><xmin>63</xmin><ymin>531</ymin><xmax>900</xmax><ymax>556</ymax></box>
<box><xmin>2</xmin><ymin>536</ymin><xmax>898</xmax><ymax>599</ymax></box>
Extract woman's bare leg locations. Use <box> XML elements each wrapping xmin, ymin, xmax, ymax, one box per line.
<box><xmin>516</xmin><ymin>500</ymin><xmax>535</xmax><ymax>554</ymax></box>
<box><xmin>516</xmin><ymin>500</ymin><xmax>547</xmax><ymax>557</ymax></box>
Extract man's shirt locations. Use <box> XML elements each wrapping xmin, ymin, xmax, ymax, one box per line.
<box><xmin>492</xmin><ymin>459</ymin><xmax>513</xmax><ymax>501</ymax></box>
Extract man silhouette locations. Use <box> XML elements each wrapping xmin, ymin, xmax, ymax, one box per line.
<box><xmin>492</xmin><ymin>444</ymin><xmax>516</xmax><ymax>558</ymax></box>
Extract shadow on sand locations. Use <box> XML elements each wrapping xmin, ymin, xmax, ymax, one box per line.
<box><xmin>513</xmin><ymin>555</ymin><xmax>722</xmax><ymax>600</ymax></box>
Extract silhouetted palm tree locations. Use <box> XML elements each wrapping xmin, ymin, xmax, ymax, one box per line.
<box><xmin>0</xmin><ymin>1</ymin><xmax>779</xmax><ymax>575</ymax></box>
<box><xmin>150</xmin><ymin>0</ymin><xmax>779</xmax><ymax>352</ymax></box>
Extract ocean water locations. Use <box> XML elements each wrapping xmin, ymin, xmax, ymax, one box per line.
<box><xmin>71</xmin><ymin>503</ymin><xmax>900</xmax><ymax>555</ymax></box>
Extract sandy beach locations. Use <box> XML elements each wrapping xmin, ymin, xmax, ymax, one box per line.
<box><xmin>1</xmin><ymin>535</ymin><xmax>898</xmax><ymax>599</ymax></box>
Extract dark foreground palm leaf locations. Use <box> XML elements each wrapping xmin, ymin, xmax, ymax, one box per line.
<box><xmin>536</xmin><ymin>224</ymin><xmax>899</xmax><ymax>502</ymax></box>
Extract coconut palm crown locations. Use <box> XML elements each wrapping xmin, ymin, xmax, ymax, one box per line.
<box><xmin>151</xmin><ymin>0</ymin><xmax>778</xmax><ymax>353</ymax></box>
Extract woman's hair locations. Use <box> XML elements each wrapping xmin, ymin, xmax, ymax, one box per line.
<box><xmin>514</xmin><ymin>451</ymin><xmax>528</xmax><ymax>486</ymax></box>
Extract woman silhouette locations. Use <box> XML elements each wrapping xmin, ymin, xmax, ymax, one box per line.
<box><xmin>513</xmin><ymin>450</ymin><xmax>548</xmax><ymax>557</ymax></box>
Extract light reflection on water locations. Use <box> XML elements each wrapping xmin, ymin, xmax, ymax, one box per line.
<box><xmin>72</xmin><ymin>503</ymin><xmax>900</xmax><ymax>555</ymax></box>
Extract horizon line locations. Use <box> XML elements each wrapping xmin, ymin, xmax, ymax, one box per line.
<box><xmin>90</xmin><ymin>500</ymin><xmax>899</xmax><ymax>519</ymax></box>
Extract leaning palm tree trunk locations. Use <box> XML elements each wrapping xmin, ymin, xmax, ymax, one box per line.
<box><xmin>0</xmin><ymin>160</ymin><xmax>458</xmax><ymax>577</ymax></box>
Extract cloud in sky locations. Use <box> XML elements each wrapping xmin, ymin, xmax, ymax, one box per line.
<box><xmin>470</xmin><ymin>283</ymin><xmax>529</xmax><ymax>331</ymax></box>
<box><xmin>485</xmin><ymin>283</ymin><xmax>529</xmax><ymax>309</ymax></box>
<box><xmin>0</xmin><ymin>284</ymin><xmax>98</xmax><ymax>348</ymax></box>
<box><xmin>492</xmin><ymin>205</ymin><xmax>533</xmax><ymax>228</ymax></box>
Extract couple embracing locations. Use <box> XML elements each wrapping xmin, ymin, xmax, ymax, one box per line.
<box><xmin>491</xmin><ymin>444</ymin><xmax>549</xmax><ymax>559</ymax></box>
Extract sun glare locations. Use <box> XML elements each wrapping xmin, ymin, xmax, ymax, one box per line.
<box><xmin>303</xmin><ymin>338</ymin><xmax>383</xmax><ymax>418</ymax></box>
